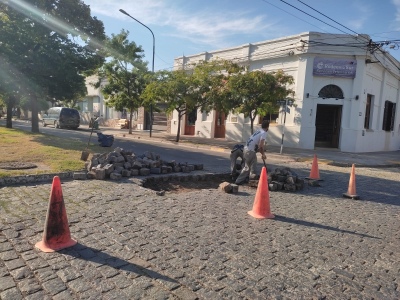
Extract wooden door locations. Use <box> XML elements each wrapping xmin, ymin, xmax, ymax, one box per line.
<box><xmin>214</xmin><ymin>111</ymin><xmax>226</xmax><ymax>138</ymax></box>
<box><xmin>184</xmin><ymin>109</ymin><xmax>196</xmax><ymax>135</ymax></box>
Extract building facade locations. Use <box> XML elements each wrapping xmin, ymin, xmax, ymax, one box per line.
<box><xmin>172</xmin><ymin>32</ymin><xmax>400</xmax><ymax>153</ymax></box>
<box><xmin>79</xmin><ymin>75</ymin><xmax>149</xmax><ymax>129</ymax></box>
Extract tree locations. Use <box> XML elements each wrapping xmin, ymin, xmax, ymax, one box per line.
<box><xmin>142</xmin><ymin>59</ymin><xmax>240</xmax><ymax>142</ymax></box>
<box><xmin>0</xmin><ymin>5</ymin><xmax>22</xmax><ymax>128</ymax></box>
<box><xmin>0</xmin><ymin>54</ymin><xmax>20</xmax><ymax>128</ymax></box>
<box><xmin>0</xmin><ymin>0</ymin><xmax>106</xmax><ymax>132</ymax></box>
<box><xmin>227</xmin><ymin>69</ymin><xmax>294</xmax><ymax>133</ymax></box>
<box><xmin>192</xmin><ymin>60</ymin><xmax>242</xmax><ymax>114</ymax></box>
<box><xmin>142</xmin><ymin>69</ymin><xmax>192</xmax><ymax>142</ymax></box>
<box><xmin>94</xmin><ymin>30</ymin><xmax>149</xmax><ymax>135</ymax></box>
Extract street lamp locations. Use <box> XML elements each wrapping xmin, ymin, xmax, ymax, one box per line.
<box><xmin>119</xmin><ymin>9</ymin><xmax>155</xmax><ymax>137</ymax></box>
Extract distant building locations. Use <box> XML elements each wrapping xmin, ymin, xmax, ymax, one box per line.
<box><xmin>172</xmin><ymin>32</ymin><xmax>400</xmax><ymax>153</ymax></box>
<box><xmin>79</xmin><ymin>75</ymin><xmax>115</xmax><ymax>125</ymax></box>
<box><xmin>80</xmin><ymin>75</ymin><xmax>149</xmax><ymax>129</ymax></box>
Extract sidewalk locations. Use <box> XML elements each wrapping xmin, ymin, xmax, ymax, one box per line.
<box><xmin>98</xmin><ymin>126</ymin><xmax>400</xmax><ymax>168</ymax></box>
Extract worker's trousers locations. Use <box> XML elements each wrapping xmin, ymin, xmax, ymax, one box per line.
<box><xmin>235</xmin><ymin>149</ymin><xmax>257</xmax><ymax>184</ymax></box>
<box><xmin>230</xmin><ymin>150</ymin><xmax>244</xmax><ymax>176</ymax></box>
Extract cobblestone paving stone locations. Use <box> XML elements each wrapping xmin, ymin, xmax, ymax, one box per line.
<box><xmin>0</xmin><ymin>162</ymin><xmax>399</xmax><ymax>299</ymax></box>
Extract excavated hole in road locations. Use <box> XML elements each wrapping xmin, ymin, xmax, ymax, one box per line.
<box><xmin>143</xmin><ymin>174</ymin><xmax>234</xmax><ymax>194</ymax></box>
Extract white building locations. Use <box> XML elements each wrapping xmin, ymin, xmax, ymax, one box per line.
<box><xmin>78</xmin><ymin>75</ymin><xmax>120</xmax><ymax>125</ymax></box>
<box><xmin>80</xmin><ymin>75</ymin><xmax>152</xmax><ymax>129</ymax></box>
<box><xmin>172</xmin><ymin>32</ymin><xmax>400</xmax><ymax>153</ymax></box>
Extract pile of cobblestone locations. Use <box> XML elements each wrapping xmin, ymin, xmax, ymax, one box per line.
<box><xmin>75</xmin><ymin>147</ymin><xmax>204</xmax><ymax>181</ymax></box>
<box><xmin>266</xmin><ymin>167</ymin><xmax>305</xmax><ymax>192</ymax></box>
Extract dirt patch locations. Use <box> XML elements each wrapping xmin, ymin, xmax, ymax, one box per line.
<box><xmin>143</xmin><ymin>174</ymin><xmax>234</xmax><ymax>194</ymax></box>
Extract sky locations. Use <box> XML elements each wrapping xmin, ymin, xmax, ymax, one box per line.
<box><xmin>82</xmin><ymin>0</ymin><xmax>400</xmax><ymax>71</ymax></box>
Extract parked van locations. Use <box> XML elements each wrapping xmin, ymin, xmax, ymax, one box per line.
<box><xmin>42</xmin><ymin>107</ymin><xmax>80</xmax><ymax>129</ymax></box>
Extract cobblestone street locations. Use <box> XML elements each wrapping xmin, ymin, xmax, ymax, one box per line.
<box><xmin>0</xmin><ymin>162</ymin><xmax>399</xmax><ymax>299</ymax></box>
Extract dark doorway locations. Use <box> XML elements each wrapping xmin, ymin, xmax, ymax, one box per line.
<box><xmin>315</xmin><ymin>105</ymin><xmax>342</xmax><ymax>148</ymax></box>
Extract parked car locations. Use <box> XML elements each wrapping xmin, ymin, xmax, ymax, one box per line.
<box><xmin>42</xmin><ymin>107</ymin><xmax>80</xmax><ymax>129</ymax></box>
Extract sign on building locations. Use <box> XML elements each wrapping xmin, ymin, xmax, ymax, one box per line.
<box><xmin>313</xmin><ymin>57</ymin><xmax>357</xmax><ymax>78</ymax></box>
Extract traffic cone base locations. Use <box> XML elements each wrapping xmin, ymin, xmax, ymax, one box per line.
<box><xmin>35</xmin><ymin>176</ymin><xmax>77</xmax><ymax>253</ymax></box>
<box><xmin>342</xmin><ymin>164</ymin><xmax>360</xmax><ymax>200</ymax></box>
<box><xmin>35</xmin><ymin>238</ymin><xmax>77</xmax><ymax>253</ymax></box>
<box><xmin>248</xmin><ymin>167</ymin><xmax>274</xmax><ymax>219</ymax></box>
<box><xmin>305</xmin><ymin>177</ymin><xmax>324</xmax><ymax>181</ymax></box>
<box><xmin>342</xmin><ymin>192</ymin><xmax>360</xmax><ymax>200</ymax></box>
<box><xmin>305</xmin><ymin>154</ymin><xmax>323</xmax><ymax>181</ymax></box>
<box><xmin>248</xmin><ymin>210</ymin><xmax>275</xmax><ymax>219</ymax></box>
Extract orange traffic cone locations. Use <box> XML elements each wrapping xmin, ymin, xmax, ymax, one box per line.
<box><xmin>343</xmin><ymin>164</ymin><xmax>360</xmax><ymax>200</ymax></box>
<box><xmin>305</xmin><ymin>154</ymin><xmax>322</xmax><ymax>181</ymax></box>
<box><xmin>248</xmin><ymin>166</ymin><xmax>275</xmax><ymax>219</ymax></box>
<box><xmin>35</xmin><ymin>176</ymin><xmax>77</xmax><ymax>252</ymax></box>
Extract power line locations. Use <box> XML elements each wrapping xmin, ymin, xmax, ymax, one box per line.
<box><xmin>259</xmin><ymin>0</ymin><xmax>328</xmax><ymax>33</ymax></box>
<box><xmin>277</xmin><ymin>0</ymin><xmax>351</xmax><ymax>35</ymax></box>
<box><xmin>296</xmin><ymin>0</ymin><xmax>360</xmax><ymax>36</ymax></box>
<box><xmin>303</xmin><ymin>40</ymin><xmax>368</xmax><ymax>49</ymax></box>
<box><xmin>259</xmin><ymin>0</ymin><xmax>372</xmax><ymax>55</ymax></box>
<box><xmin>269</xmin><ymin>0</ymin><xmax>376</xmax><ymax>54</ymax></box>
<box><xmin>262</xmin><ymin>0</ymin><xmax>400</xmax><ymax>58</ymax></box>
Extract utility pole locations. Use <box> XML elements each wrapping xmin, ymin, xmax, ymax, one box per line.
<box><xmin>277</xmin><ymin>98</ymin><xmax>293</xmax><ymax>154</ymax></box>
<box><xmin>119</xmin><ymin>9</ymin><xmax>155</xmax><ymax>137</ymax></box>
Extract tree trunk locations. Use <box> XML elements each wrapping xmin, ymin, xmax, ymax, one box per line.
<box><xmin>129</xmin><ymin>110</ymin><xmax>133</xmax><ymax>135</ymax></box>
<box><xmin>6</xmin><ymin>105</ymin><xmax>13</xmax><ymax>128</ymax></box>
<box><xmin>175</xmin><ymin>111</ymin><xmax>182</xmax><ymax>142</ymax></box>
<box><xmin>31</xmin><ymin>94</ymin><xmax>39</xmax><ymax>133</ymax></box>
<box><xmin>250</xmin><ymin>118</ymin><xmax>255</xmax><ymax>134</ymax></box>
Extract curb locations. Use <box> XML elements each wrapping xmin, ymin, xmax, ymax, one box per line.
<box><xmin>328</xmin><ymin>162</ymin><xmax>400</xmax><ymax>168</ymax></box>
<box><xmin>0</xmin><ymin>172</ymin><xmax>75</xmax><ymax>187</ymax></box>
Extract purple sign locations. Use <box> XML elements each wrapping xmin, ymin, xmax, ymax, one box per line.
<box><xmin>313</xmin><ymin>57</ymin><xmax>357</xmax><ymax>78</ymax></box>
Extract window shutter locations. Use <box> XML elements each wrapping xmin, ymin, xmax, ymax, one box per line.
<box><xmin>390</xmin><ymin>103</ymin><xmax>396</xmax><ymax>131</ymax></box>
<box><xmin>383</xmin><ymin>101</ymin><xmax>396</xmax><ymax>131</ymax></box>
<box><xmin>382</xmin><ymin>101</ymin><xmax>389</xmax><ymax>131</ymax></box>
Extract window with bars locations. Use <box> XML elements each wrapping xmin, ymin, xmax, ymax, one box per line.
<box><xmin>318</xmin><ymin>84</ymin><xmax>344</xmax><ymax>99</ymax></box>
<box><xmin>364</xmin><ymin>94</ymin><xmax>373</xmax><ymax>129</ymax></box>
<box><xmin>230</xmin><ymin>114</ymin><xmax>238</xmax><ymax>123</ymax></box>
<box><xmin>382</xmin><ymin>100</ymin><xmax>396</xmax><ymax>132</ymax></box>
<box><xmin>187</xmin><ymin>109</ymin><xmax>197</xmax><ymax>125</ymax></box>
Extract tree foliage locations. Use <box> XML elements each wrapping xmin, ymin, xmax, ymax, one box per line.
<box><xmin>142</xmin><ymin>59</ymin><xmax>240</xmax><ymax>142</ymax></box>
<box><xmin>142</xmin><ymin>69</ymin><xmax>192</xmax><ymax>142</ymax></box>
<box><xmin>142</xmin><ymin>60</ymin><xmax>294</xmax><ymax>140</ymax></box>
<box><xmin>193</xmin><ymin>60</ymin><xmax>242</xmax><ymax>114</ymax></box>
<box><xmin>227</xmin><ymin>69</ymin><xmax>294</xmax><ymax>133</ymax></box>
<box><xmin>94</xmin><ymin>30</ymin><xmax>149</xmax><ymax>134</ymax></box>
<box><xmin>0</xmin><ymin>0</ymin><xmax>106</xmax><ymax>131</ymax></box>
